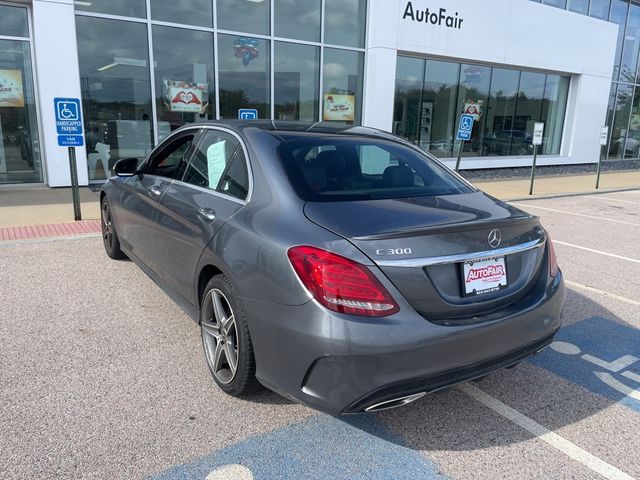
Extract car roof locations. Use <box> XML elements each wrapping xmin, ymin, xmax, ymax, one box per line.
<box><xmin>174</xmin><ymin>120</ymin><xmax>417</xmax><ymax>147</ymax></box>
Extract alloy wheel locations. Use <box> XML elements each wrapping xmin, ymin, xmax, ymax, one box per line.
<box><xmin>102</xmin><ymin>201</ymin><xmax>114</xmax><ymax>252</ymax></box>
<box><xmin>202</xmin><ymin>289</ymin><xmax>239</xmax><ymax>384</ymax></box>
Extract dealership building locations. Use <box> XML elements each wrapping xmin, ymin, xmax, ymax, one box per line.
<box><xmin>0</xmin><ymin>0</ymin><xmax>627</xmax><ymax>187</ymax></box>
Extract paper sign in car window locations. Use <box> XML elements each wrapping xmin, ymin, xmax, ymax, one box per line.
<box><xmin>207</xmin><ymin>140</ymin><xmax>227</xmax><ymax>189</ymax></box>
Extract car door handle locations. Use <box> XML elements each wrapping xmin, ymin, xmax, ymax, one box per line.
<box><xmin>197</xmin><ymin>208</ymin><xmax>216</xmax><ymax>221</ymax></box>
<box><xmin>148</xmin><ymin>186</ymin><xmax>162</xmax><ymax>197</ymax></box>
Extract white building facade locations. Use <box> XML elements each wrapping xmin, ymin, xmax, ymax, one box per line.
<box><xmin>0</xmin><ymin>0</ymin><xmax>622</xmax><ymax>187</ymax></box>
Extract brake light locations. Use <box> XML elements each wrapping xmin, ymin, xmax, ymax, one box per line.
<box><xmin>287</xmin><ymin>246</ymin><xmax>400</xmax><ymax>317</ymax></box>
<box><xmin>548</xmin><ymin>238</ymin><xmax>558</xmax><ymax>278</ymax></box>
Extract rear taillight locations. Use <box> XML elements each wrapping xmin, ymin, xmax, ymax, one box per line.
<box><xmin>287</xmin><ymin>246</ymin><xmax>400</xmax><ymax>317</ymax></box>
<box><xmin>548</xmin><ymin>238</ymin><xmax>558</xmax><ymax>278</ymax></box>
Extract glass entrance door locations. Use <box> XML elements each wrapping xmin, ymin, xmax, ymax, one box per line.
<box><xmin>0</xmin><ymin>4</ymin><xmax>42</xmax><ymax>184</ymax></box>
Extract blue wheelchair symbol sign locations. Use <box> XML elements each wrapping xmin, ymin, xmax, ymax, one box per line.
<box><xmin>54</xmin><ymin>98</ymin><xmax>83</xmax><ymax>136</ymax></box>
<box><xmin>238</xmin><ymin>109</ymin><xmax>258</xmax><ymax>120</ymax></box>
<box><xmin>457</xmin><ymin>114</ymin><xmax>474</xmax><ymax>141</ymax></box>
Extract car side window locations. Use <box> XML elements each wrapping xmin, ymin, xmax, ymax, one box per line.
<box><xmin>145</xmin><ymin>133</ymin><xmax>196</xmax><ymax>179</ymax></box>
<box><xmin>182</xmin><ymin>130</ymin><xmax>249</xmax><ymax>200</ymax></box>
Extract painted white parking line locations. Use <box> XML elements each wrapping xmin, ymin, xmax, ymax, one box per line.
<box><xmin>459</xmin><ymin>383</ymin><xmax>635</xmax><ymax>480</ymax></box>
<box><xmin>554</xmin><ymin>241</ymin><xmax>640</xmax><ymax>265</ymax></box>
<box><xmin>564</xmin><ymin>280</ymin><xmax>640</xmax><ymax>306</ymax></box>
<box><xmin>511</xmin><ymin>204</ymin><xmax>640</xmax><ymax>227</ymax></box>
<box><xmin>590</xmin><ymin>196</ymin><xmax>640</xmax><ymax>206</ymax></box>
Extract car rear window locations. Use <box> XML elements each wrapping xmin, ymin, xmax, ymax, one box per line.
<box><xmin>277</xmin><ymin>136</ymin><xmax>474</xmax><ymax>201</ymax></box>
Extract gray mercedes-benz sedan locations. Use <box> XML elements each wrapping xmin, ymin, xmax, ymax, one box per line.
<box><xmin>100</xmin><ymin>121</ymin><xmax>564</xmax><ymax>415</ymax></box>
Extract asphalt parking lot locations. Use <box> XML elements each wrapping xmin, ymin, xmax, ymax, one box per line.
<box><xmin>1</xmin><ymin>190</ymin><xmax>639</xmax><ymax>480</ymax></box>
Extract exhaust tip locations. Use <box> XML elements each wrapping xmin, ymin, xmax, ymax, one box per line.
<box><xmin>364</xmin><ymin>392</ymin><xmax>426</xmax><ymax>412</ymax></box>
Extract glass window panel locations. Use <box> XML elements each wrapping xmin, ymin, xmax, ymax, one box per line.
<box><xmin>609</xmin><ymin>83</ymin><xmax>634</xmax><ymax>158</ymax></box>
<box><xmin>75</xmin><ymin>0</ymin><xmax>146</xmax><ymax>18</ymax></box>
<box><xmin>393</xmin><ymin>56</ymin><xmax>426</xmax><ymax>145</ymax></box>
<box><xmin>274</xmin><ymin>42</ymin><xmax>319</xmax><ymax>122</ymax></box>
<box><xmin>77</xmin><ymin>17</ymin><xmax>154</xmax><ymax>181</ymax></box>
<box><xmin>624</xmin><ymin>86</ymin><xmax>640</xmax><ymax>158</ymax></box>
<box><xmin>540</xmin><ymin>75</ymin><xmax>569</xmax><ymax>155</ymax></box>
<box><xmin>150</xmin><ymin>0</ymin><xmax>212</xmax><ymax>27</ymax></box>
<box><xmin>274</xmin><ymin>0</ymin><xmax>321</xmax><ymax>42</ymax></box>
<box><xmin>609</xmin><ymin>0</ymin><xmax>629</xmax><ymax>80</ymax></box>
<box><xmin>543</xmin><ymin>0</ymin><xmax>567</xmax><ymax>9</ymax></box>
<box><xmin>621</xmin><ymin>2</ymin><xmax>640</xmax><ymax>83</ymax></box>
<box><xmin>0</xmin><ymin>40</ymin><xmax>42</xmax><ymax>184</ymax></box>
<box><xmin>457</xmin><ymin>64</ymin><xmax>491</xmax><ymax>158</ymax></box>
<box><xmin>483</xmin><ymin>68</ymin><xmax>520</xmax><ymax>156</ymax></box>
<box><xmin>567</xmin><ymin>0</ymin><xmax>589</xmax><ymax>14</ymax></box>
<box><xmin>216</xmin><ymin>0</ymin><xmax>270</xmax><ymax>35</ymax></box>
<box><xmin>218</xmin><ymin>34</ymin><xmax>270</xmax><ymax>119</ymax></box>
<box><xmin>422</xmin><ymin>60</ymin><xmax>460</xmax><ymax>158</ymax></box>
<box><xmin>0</xmin><ymin>5</ymin><xmax>28</xmax><ymax>38</ymax></box>
<box><xmin>589</xmin><ymin>0</ymin><xmax>611</xmax><ymax>19</ymax></box>
<box><xmin>324</xmin><ymin>0</ymin><xmax>366</xmax><ymax>48</ymax></box>
<box><xmin>322</xmin><ymin>48</ymin><xmax>364</xmax><ymax>125</ymax></box>
<box><xmin>510</xmin><ymin>71</ymin><xmax>545</xmax><ymax>156</ymax></box>
<box><xmin>153</xmin><ymin>26</ymin><xmax>215</xmax><ymax>141</ymax></box>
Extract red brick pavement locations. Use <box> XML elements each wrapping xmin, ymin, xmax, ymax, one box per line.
<box><xmin>0</xmin><ymin>220</ymin><xmax>102</xmax><ymax>241</ymax></box>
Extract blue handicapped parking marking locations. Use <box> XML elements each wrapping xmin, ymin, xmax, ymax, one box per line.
<box><xmin>530</xmin><ymin>317</ymin><xmax>640</xmax><ymax>412</ymax></box>
<box><xmin>149</xmin><ymin>415</ymin><xmax>447</xmax><ymax>480</ymax></box>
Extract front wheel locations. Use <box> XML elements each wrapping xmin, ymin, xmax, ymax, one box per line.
<box><xmin>200</xmin><ymin>275</ymin><xmax>261</xmax><ymax>396</ymax></box>
<box><xmin>101</xmin><ymin>197</ymin><xmax>126</xmax><ymax>259</ymax></box>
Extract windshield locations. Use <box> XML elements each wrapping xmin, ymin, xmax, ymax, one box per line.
<box><xmin>277</xmin><ymin>136</ymin><xmax>474</xmax><ymax>202</ymax></box>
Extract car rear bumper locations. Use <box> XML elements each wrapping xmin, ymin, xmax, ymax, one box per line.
<box><xmin>241</xmin><ymin>272</ymin><xmax>565</xmax><ymax>415</ymax></box>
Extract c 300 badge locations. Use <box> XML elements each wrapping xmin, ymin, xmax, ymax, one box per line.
<box><xmin>375</xmin><ymin>248</ymin><xmax>412</xmax><ymax>256</ymax></box>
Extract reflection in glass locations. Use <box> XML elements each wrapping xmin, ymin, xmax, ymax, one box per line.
<box><xmin>567</xmin><ymin>0</ymin><xmax>589</xmax><ymax>14</ymax></box>
<box><xmin>274</xmin><ymin>0</ymin><xmax>321</xmax><ymax>41</ymax></box>
<box><xmin>150</xmin><ymin>0</ymin><xmax>212</xmax><ymax>27</ymax></box>
<box><xmin>322</xmin><ymin>48</ymin><xmax>364</xmax><ymax>125</ymax></box>
<box><xmin>216</xmin><ymin>0</ymin><xmax>270</xmax><ymax>35</ymax></box>
<box><xmin>510</xmin><ymin>71</ymin><xmax>545</xmax><ymax>156</ymax></box>
<box><xmin>218</xmin><ymin>34</ymin><xmax>270</xmax><ymax>119</ymax></box>
<box><xmin>324</xmin><ymin>0</ymin><xmax>366</xmax><ymax>48</ymax></box>
<box><xmin>422</xmin><ymin>60</ymin><xmax>459</xmax><ymax>157</ymax></box>
<box><xmin>589</xmin><ymin>0</ymin><xmax>611</xmax><ymax>20</ymax></box>
<box><xmin>457</xmin><ymin>64</ymin><xmax>491</xmax><ymax>157</ymax></box>
<box><xmin>74</xmin><ymin>0</ymin><xmax>146</xmax><ymax>18</ymax></box>
<box><xmin>624</xmin><ymin>86</ymin><xmax>640</xmax><ymax>158</ymax></box>
<box><xmin>543</xmin><ymin>0</ymin><xmax>567</xmax><ymax>8</ymax></box>
<box><xmin>76</xmin><ymin>16</ymin><xmax>154</xmax><ymax>180</ymax></box>
<box><xmin>274</xmin><ymin>42</ymin><xmax>319</xmax><ymax>121</ymax></box>
<box><xmin>609</xmin><ymin>83</ymin><xmax>633</xmax><ymax>158</ymax></box>
<box><xmin>483</xmin><ymin>69</ymin><xmax>520</xmax><ymax>156</ymax></box>
<box><xmin>609</xmin><ymin>0</ymin><xmax>629</xmax><ymax>80</ymax></box>
<box><xmin>153</xmin><ymin>26</ymin><xmax>215</xmax><ymax>141</ymax></box>
<box><xmin>0</xmin><ymin>40</ymin><xmax>42</xmax><ymax>184</ymax></box>
<box><xmin>0</xmin><ymin>5</ymin><xmax>28</xmax><ymax>38</ymax></box>
<box><xmin>393</xmin><ymin>56</ymin><xmax>426</xmax><ymax>145</ymax></box>
<box><xmin>624</xmin><ymin>2</ymin><xmax>640</xmax><ymax>83</ymax></box>
<box><xmin>541</xmin><ymin>75</ymin><xmax>569</xmax><ymax>155</ymax></box>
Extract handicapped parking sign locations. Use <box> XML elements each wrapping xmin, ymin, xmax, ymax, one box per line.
<box><xmin>54</xmin><ymin>98</ymin><xmax>83</xmax><ymax>147</ymax></box>
<box><xmin>456</xmin><ymin>114</ymin><xmax>474</xmax><ymax>141</ymax></box>
<box><xmin>238</xmin><ymin>108</ymin><xmax>258</xmax><ymax>120</ymax></box>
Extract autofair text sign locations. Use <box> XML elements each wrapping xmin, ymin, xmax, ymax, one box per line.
<box><xmin>533</xmin><ymin>122</ymin><xmax>544</xmax><ymax>146</ymax></box>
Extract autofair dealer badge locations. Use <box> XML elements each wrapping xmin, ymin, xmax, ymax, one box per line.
<box><xmin>463</xmin><ymin>257</ymin><xmax>507</xmax><ymax>296</ymax></box>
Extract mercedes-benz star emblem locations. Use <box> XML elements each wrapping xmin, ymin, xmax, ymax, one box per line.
<box><xmin>488</xmin><ymin>229</ymin><xmax>502</xmax><ymax>249</ymax></box>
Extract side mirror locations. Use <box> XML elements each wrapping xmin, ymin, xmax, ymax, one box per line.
<box><xmin>113</xmin><ymin>157</ymin><xmax>139</xmax><ymax>177</ymax></box>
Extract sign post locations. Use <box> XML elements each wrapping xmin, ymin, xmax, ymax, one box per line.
<box><xmin>54</xmin><ymin>98</ymin><xmax>84</xmax><ymax>221</ymax></box>
<box><xmin>595</xmin><ymin>126</ymin><xmax>609</xmax><ymax>190</ymax></box>
<box><xmin>455</xmin><ymin>114</ymin><xmax>474</xmax><ymax>172</ymax></box>
<box><xmin>529</xmin><ymin>122</ymin><xmax>544</xmax><ymax>195</ymax></box>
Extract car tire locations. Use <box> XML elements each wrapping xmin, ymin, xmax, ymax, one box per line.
<box><xmin>101</xmin><ymin>197</ymin><xmax>126</xmax><ymax>260</ymax></box>
<box><xmin>200</xmin><ymin>275</ymin><xmax>261</xmax><ymax>397</ymax></box>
